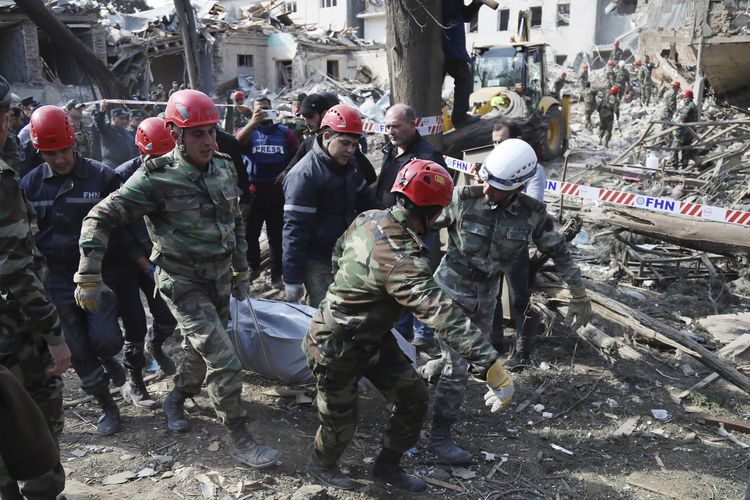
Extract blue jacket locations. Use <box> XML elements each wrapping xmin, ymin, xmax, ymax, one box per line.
<box><xmin>20</xmin><ymin>154</ymin><xmax>137</xmax><ymax>272</ymax></box>
<box><xmin>115</xmin><ymin>156</ymin><xmax>152</xmax><ymax>252</ymax></box>
<box><xmin>94</xmin><ymin>111</ymin><xmax>138</xmax><ymax>168</ymax></box>
<box><xmin>442</xmin><ymin>0</ymin><xmax>481</xmax><ymax>63</ymax></box>
<box><xmin>282</xmin><ymin>136</ymin><xmax>378</xmax><ymax>284</ymax></box>
<box><xmin>244</xmin><ymin>124</ymin><xmax>295</xmax><ymax>185</ymax></box>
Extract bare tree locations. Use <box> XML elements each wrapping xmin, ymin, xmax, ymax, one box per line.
<box><xmin>14</xmin><ymin>0</ymin><xmax>127</xmax><ymax>97</ymax></box>
<box><xmin>385</xmin><ymin>0</ymin><xmax>444</xmax><ymax>145</ymax></box>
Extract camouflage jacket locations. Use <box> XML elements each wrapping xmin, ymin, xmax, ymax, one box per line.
<box><xmin>577</xmin><ymin>70</ymin><xmax>589</xmax><ymax>87</ymax></box>
<box><xmin>433</xmin><ymin>186</ymin><xmax>582</xmax><ymax>288</ymax></box>
<box><xmin>663</xmin><ymin>89</ymin><xmax>678</xmax><ymax>115</ymax></box>
<box><xmin>678</xmin><ymin>100</ymin><xmax>698</xmax><ymax>124</ymax></box>
<box><xmin>78</xmin><ymin>148</ymin><xmax>248</xmax><ymax>279</ymax></box>
<box><xmin>0</xmin><ymin>158</ymin><xmax>63</xmax><ymax>346</ymax></box>
<box><xmin>73</xmin><ymin>122</ymin><xmax>97</xmax><ymax>163</ymax></box>
<box><xmin>581</xmin><ymin>88</ymin><xmax>598</xmax><ymax>107</ymax></box>
<box><xmin>553</xmin><ymin>77</ymin><xmax>567</xmax><ymax>94</ymax></box>
<box><xmin>606</xmin><ymin>68</ymin><xmax>616</xmax><ymax>86</ymax></box>
<box><xmin>598</xmin><ymin>94</ymin><xmax>620</xmax><ymax>120</ymax></box>
<box><xmin>280</xmin><ymin>116</ymin><xmax>307</xmax><ymax>143</ymax></box>
<box><xmin>615</xmin><ymin>68</ymin><xmax>630</xmax><ymax>87</ymax></box>
<box><xmin>303</xmin><ymin>206</ymin><xmax>498</xmax><ymax>374</ymax></box>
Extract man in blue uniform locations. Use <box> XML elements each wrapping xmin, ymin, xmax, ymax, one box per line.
<box><xmin>21</xmin><ymin>106</ymin><xmax>129</xmax><ymax>435</ymax></box>
<box><xmin>94</xmin><ymin>101</ymin><xmax>138</xmax><ymax>167</ymax></box>
<box><xmin>235</xmin><ymin>96</ymin><xmax>299</xmax><ymax>286</ymax></box>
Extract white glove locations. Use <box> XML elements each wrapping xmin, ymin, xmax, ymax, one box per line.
<box><xmin>285</xmin><ymin>283</ymin><xmax>304</xmax><ymax>303</ymax></box>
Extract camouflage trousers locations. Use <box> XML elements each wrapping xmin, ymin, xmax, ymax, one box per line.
<box><xmin>584</xmin><ymin>106</ymin><xmax>595</xmax><ymax>129</ymax></box>
<box><xmin>304</xmin><ymin>259</ymin><xmax>334</xmax><ymax>309</ymax></box>
<box><xmin>418</xmin><ymin>264</ymin><xmax>501</xmax><ymax>423</ymax></box>
<box><xmin>599</xmin><ymin>117</ymin><xmax>614</xmax><ymax>145</ymax></box>
<box><xmin>307</xmin><ymin>334</ymin><xmax>428</xmax><ymax>467</ymax></box>
<box><xmin>156</xmin><ymin>266</ymin><xmax>246</xmax><ymax>426</ymax></box>
<box><xmin>0</xmin><ymin>276</ymin><xmax>65</xmax><ymax>498</ymax></box>
<box><xmin>641</xmin><ymin>83</ymin><xmax>652</xmax><ymax>105</ymax></box>
<box><xmin>671</xmin><ymin>131</ymin><xmax>693</xmax><ymax>168</ymax></box>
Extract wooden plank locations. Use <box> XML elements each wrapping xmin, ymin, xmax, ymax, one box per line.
<box><xmin>422</xmin><ymin>477</ymin><xmax>464</xmax><ymax>492</ymax></box>
<box><xmin>612</xmin><ymin>416</ymin><xmax>640</xmax><ymax>438</ymax></box>
<box><xmin>677</xmin><ymin>334</ymin><xmax>750</xmax><ymax>399</ymax></box>
<box><xmin>693</xmin><ymin>414</ymin><xmax>750</xmax><ymax>434</ymax></box>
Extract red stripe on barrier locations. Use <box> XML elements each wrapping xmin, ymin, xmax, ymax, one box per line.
<box><xmin>727</xmin><ymin>210</ymin><xmax>741</xmax><ymax>223</ymax></box>
<box><xmin>623</xmin><ymin>193</ymin><xmax>636</xmax><ymax>205</ymax></box>
<box><xmin>689</xmin><ymin>205</ymin><xmax>703</xmax><ymax>217</ymax></box>
<box><xmin>737</xmin><ymin>212</ymin><xmax>750</xmax><ymax>225</ymax></box>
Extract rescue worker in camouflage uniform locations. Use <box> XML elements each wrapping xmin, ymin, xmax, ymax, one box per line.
<box><xmin>231</xmin><ymin>90</ymin><xmax>249</xmax><ymax>132</ymax></box>
<box><xmin>65</xmin><ymin>100</ymin><xmax>98</xmax><ymax>161</ymax></box>
<box><xmin>639</xmin><ymin>56</ymin><xmax>657</xmax><ymax>105</ymax></box>
<box><xmin>552</xmin><ymin>72</ymin><xmax>567</xmax><ymax>99</ymax></box>
<box><xmin>671</xmin><ymin>89</ymin><xmax>698</xmax><ymax>168</ymax></box>
<box><xmin>280</xmin><ymin>93</ymin><xmax>308</xmax><ymax>143</ymax></box>
<box><xmin>0</xmin><ymin>73</ymin><xmax>71</xmax><ymax>500</ymax></box>
<box><xmin>605</xmin><ymin>60</ymin><xmax>616</xmax><ymax>87</ymax></box>
<box><xmin>114</xmin><ymin>117</ymin><xmax>179</xmax><ymax>406</ymax></box>
<box><xmin>303</xmin><ymin>159</ymin><xmax>515</xmax><ymax>492</ymax></box>
<box><xmin>420</xmin><ymin>140</ymin><xmax>591</xmax><ymax>465</ymax></box>
<box><xmin>75</xmin><ymin>89</ymin><xmax>281</xmax><ymax>469</ymax></box>
<box><xmin>614</xmin><ymin>61</ymin><xmax>630</xmax><ymax>100</ymax></box>
<box><xmin>661</xmin><ymin>80</ymin><xmax>681</xmax><ymax>122</ymax></box>
<box><xmin>610</xmin><ymin>40</ymin><xmax>623</xmax><ymax>63</ymax></box>
<box><xmin>577</xmin><ymin>64</ymin><xmax>589</xmax><ymax>90</ymax></box>
<box><xmin>581</xmin><ymin>82</ymin><xmax>598</xmax><ymax>130</ymax></box>
<box><xmin>598</xmin><ymin>86</ymin><xmax>620</xmax><ymax>147</ymax></box>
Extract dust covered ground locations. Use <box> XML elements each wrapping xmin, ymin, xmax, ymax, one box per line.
<box><xmin>57</xmin><ymin>273</ymin><xmax>750</xmax><ymax>500</ymax></box>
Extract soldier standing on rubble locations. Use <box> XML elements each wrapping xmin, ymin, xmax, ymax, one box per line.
<box><xmin>552</xmin><ymin>72</ymin><xmax>567</xmax><ymax>99</ymax></box>
<box><xmin>614</xmin><ymin>61</ymin><xmax>630</xmax><ymax>100</ymax></box>
<box><xmin>671</xmin><ymin>89</ymin><xmax>698</xmax><ymax>168</ymax></box>
<box><xmin>661</xmin><ymin>80</ymin><xmax>681</xmax><ymax>122</ymax></box>
<box><xmin>611</xmin><ymin>39</ymin><xmax>623</xmax><ymax>63</ymax></box>
<box><xmin>638</xmin><ymin>56</ymin><xmax>657</xmax><ymax>105</ymax></box>
<box><xmin>577</xmin><ymin>64</ymin><xmax>589</xmax><ymax>90</ymax></box>
<box><xmin>282</xmin><ymin>104</ymin><xmax>378</xmax><ymax>307</ymax></box>
<box><xmin>605</xmin><ymin>60</ymin><xmax>616</xmax><ymax>87</ymax></box>
<box><xmin>581</xmin><ymin>82</ymin><xmax>598</xmax><ymax>130</ymax></box>
<box><xmin>75</xmin><ymin>89</ymin><xmax>281</xmax><ymax>469</ymax></box>
<box><xmin>303</xmin><ymin>159</ymin><xmax>515</xmax><ymax>492</ymax></box>
<box><xmin>598</xmin><ymin>86</ymin><xmax>620</xmax><ymax>147</ymax></box>
<box><xmin>114</xmin><ymin>117</ymin><xmax>179</xmax><ymax>405</ymax></box>
<box><xmin>419</xmin><ymin>140</ymin><xmax>591</xmax><ymax>465</ymax></box>
<box><xmin>65</xmin><ymin>100</ymin><xmax>99</xmax><ymax>161</ymax></box>
<box><xmin>0</xmin><ymin>74</ymin><xmax>71</xmax><ymax>500</ymax></box>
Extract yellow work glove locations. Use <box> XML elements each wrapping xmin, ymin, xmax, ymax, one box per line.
<box><xmin>73</xmin><ymin>273</ymin><xmax>112</xmax><ymax>312</ymax></box>
<box><xmin>565</xmin><ymin>286</ymin><xmax>592</xmax><ymax>331</ymax></box>
<box><xmin>232</xmin><ymin>270</ymin><xmax>251</xmax><ymax>301</ymax></box>
<box><xmin>483</xmin><ymin>359</ymin><xmax>514</xmax><ymax>413</ymax></box>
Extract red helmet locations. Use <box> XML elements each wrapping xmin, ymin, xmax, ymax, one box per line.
<box><xmin>635</xmin><ymin>59</ymin><xmax>642</xmax><ymax>66</ymax></box>
<box><xmin>561</xmin><ymin>72</ymin><xmax>567</xmax><ymax>78</ymax></box>
<box><xmin>165</xmin><ymin>89</ymin><xmax>219</xmax><ymax>129</ymax></box>
<box><xmin>30</xmin><ymin>105</ymin><xmax>75</xmax><ymax>151</ymax></box>
<box><xmin>391</xmin><ymin>159</ymin><xmax>453</xmax><ymax>208</ymax></box>
<box><xmin>611</xmin><ymin>85</ymin><xmax>620</xmax><ymax>95</ymax></box>
<box><xmin>683</xmin><ymin>89</ymin><xmax>694</xmax><ymax>99</ymax></box>
<box><xmin>320</xmin><ymin>104</ymin><xmax>363</xmax><ymax>136</ymax></box>
<box><xmin>135</xmin><ymin>117</ymin><xmax>175</xmax><ymax>156</ymax></box>
<box><xmin>231</xmin><ymin>90</ymin><xmax>245</xmax><ymax>102</ymax></box>
<box><xmin>607</xmin><ymin>60</ymin><xmax>615</xmax><ymax>67</ymax></box>
<box><xmin>672</xmin><ymin>80</ymin><xmax>681</xmax><ymax>89</ymax></box>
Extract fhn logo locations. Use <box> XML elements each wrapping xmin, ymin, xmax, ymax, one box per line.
<box><xmin>82</xmin><ymin>192</ymin><xmax>101</xmax><ymax>199</ymax></box>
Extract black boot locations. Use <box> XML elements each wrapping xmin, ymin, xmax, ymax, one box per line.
<box><xmin>506</xmin><ymin>351</ymin><xmax>533</xmax><ymax>372</ymax></box>
<box><xmin>306</xmin><ymin>451</ymin><xmax>357</xmax><ymax>490</ymax></box>
<box><xmin>162</xmin><ymin>387</ymin><xmax>190</xmax><ymax>432</ymax></box>
<box><xmin>93</xmin><ymin>387</ymin><xmax>121</xmax><ymax>436</ymax></box>
<box><xmin>428</xmin><ymin>419</ymin><xmax>473</xmax><ymax>465</ymax></box>
<box><xmin>101</xmin><ymin>356</ymin><xmax>126</xmax><ymax>388</ymax></box>
<box><xmin>0</xmin><ymin>482</ymin><xmax>23</xmax><ymax>500</ymax></box>
<box><xmin>226</xmin><ymin>421</ymin><xmax>280</xmax><ymax>469</ymax></box>
<box><xmin>124</xmin><ymin>341</ymin><xmax>158</xmax><ymax>409</ymax></box>
<box><xmin>147</xmin><ymin>328</ymin><xmax>176</xmax><ymax>376</ymax></box>
<box><xmin>372</xmin><ymin>449</ymin><xmax>427</xmax><ymax>493</ymax></box>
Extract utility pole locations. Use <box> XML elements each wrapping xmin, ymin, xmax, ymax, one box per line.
<box><xmin>173</xmin><ymin>0</ymin><xmax>202</xmax><ymax>90</ymax></box>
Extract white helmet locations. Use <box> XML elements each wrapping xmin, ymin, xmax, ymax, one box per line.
<box><xmin>618</xmin><ymin>60</ymin><xmax>626</xmax><ymax>68</ymax></box>
<box><xmin>480</xmin><ymin>138</ymin><xmax>538</xmax><ymax>191</ymax></box>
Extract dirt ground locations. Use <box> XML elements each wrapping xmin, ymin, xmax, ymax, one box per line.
<box><xmin>57</xmin><ymin>106</ymin><xmax>750</xmax><ymax>499</ymax></box>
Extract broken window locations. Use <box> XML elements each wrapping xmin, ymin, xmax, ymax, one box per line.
<box><xmin>497</xmin><ymin>9</ymin><xmax>510</xmax><ymax>31</ymax></box>
<box><xmin>557</xmin><ymin>3</ymin><xmax>570</xmax><ymax>27</ymax></box>
<box><xmin>238</xmin><ymin>54</ymin><xmax>254</xmax><ymax>68</ymax></box>
<box><xmin>38</xmin><ymin>25</ymin><xmax>92</xmax><ymax>85</ymax></box>
<box><xmin>530</xmin><ymin>6</ymin><xmax>543</xmax><ymax>27</ymax></box>
<box><xmin>286</xmin><ymin>1</ymin><xmax>297</xmax><ymax>12</ymax></box>
<box><xmin>321</xmin><ymin>0</ymin><xmax>337</xmax><ymax>7</ymax></box>
<box><xmin>326</xmin><ymin>59</ymin><xmax>340</xmax><ymax>79</ymax></box>
<box><xmin>277</xmin><ymin>60</ymin><xmax>292</xmax><ymax>88</ymax></box>
<box><xmin>555</xmin><ymin>55</ymin><xmax>567</xmax><ymax>65</ymax></box>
